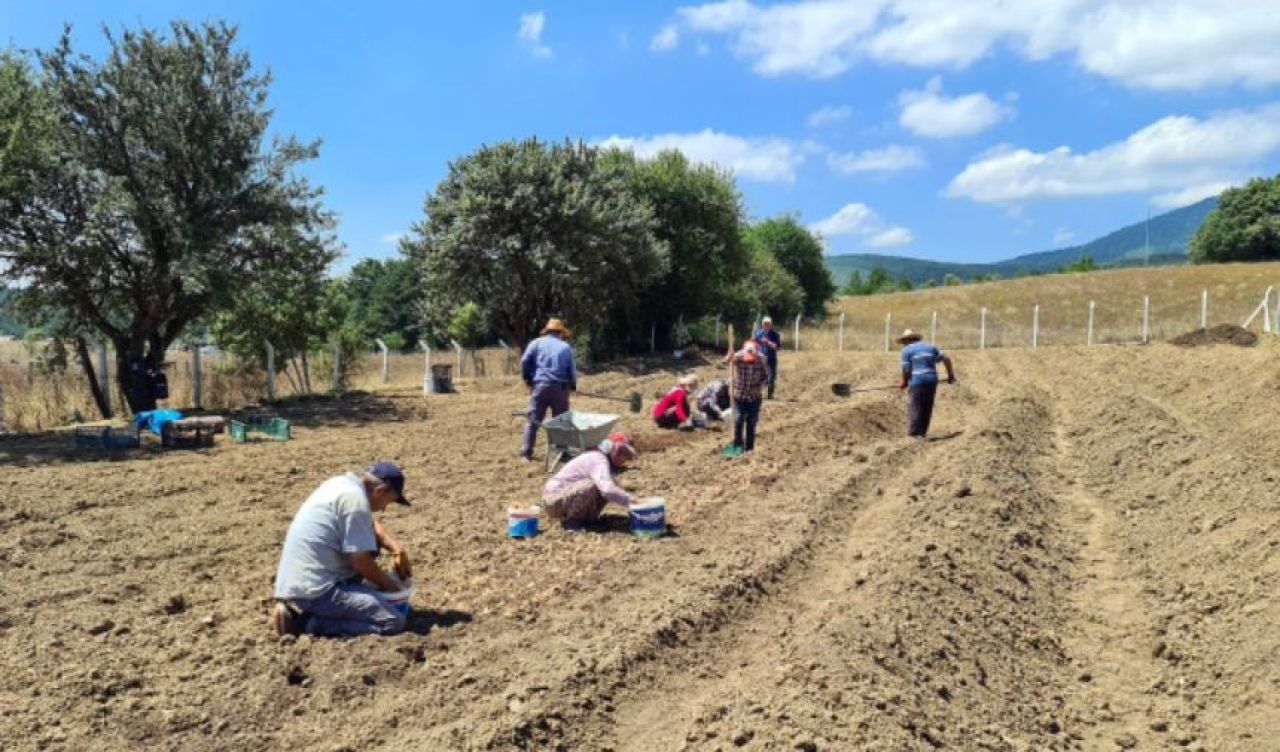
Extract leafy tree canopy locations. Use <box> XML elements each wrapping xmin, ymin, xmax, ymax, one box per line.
<box><xmin>746</xmin><ymin>216</ymin><xmax>835</xmax><ymax>317</ymax></box>
<box><xmin>1189</xmin><ymin>175</ymin><xmax>1280</xmax><ymax>263</ymax></box>
<box><xmin>0</xmin><ymin>22</ymin><xmax>336</xmax><ymax>412</ymax></box>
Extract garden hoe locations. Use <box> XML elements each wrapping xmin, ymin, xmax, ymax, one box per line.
<box><xmin>576</xmin><ymin>390</ymin><xmax>643</xmax><ymax>414</ymax></box>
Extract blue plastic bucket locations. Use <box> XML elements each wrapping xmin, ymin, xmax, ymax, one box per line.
<box><xmin>508</xmin><ymin>507</ymin><xmax>540</xmax><ymax>538</ymax></box>
<box><xmin>378</xmin><ymin>576</ymin><xmax>413</xmax><ymax>617</ymax></box>
<box><xmin>630</xmin><ymin>497</ymin><xmax>666</xmax><ymax>539</ymax></box>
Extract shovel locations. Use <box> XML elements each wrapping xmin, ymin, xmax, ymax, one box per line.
<box><xmin>576</xmin><ymin>390</ymin><xmax>643</xmax><ymax>413</ymax></box>
<box><xmin>831</xmin><ymin>382</ymin><xmax>898</xmax><ymax>397</ymax></box>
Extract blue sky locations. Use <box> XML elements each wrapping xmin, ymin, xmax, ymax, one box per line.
<box><xmin>5</xmin><ymin>1</ymin><xmax>1280</xmax><ymax>271</ymax></box>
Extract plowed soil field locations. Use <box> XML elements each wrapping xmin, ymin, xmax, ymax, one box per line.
<box><xmin>2</xmin><ymin>343</ymin><xmax>1278</xmax><ymax>751</ymax></box>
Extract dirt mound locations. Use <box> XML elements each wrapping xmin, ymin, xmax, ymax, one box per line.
<box><xmin>1169</xmin><ymin>323</ymin><xmax>1258</xmax><ymax>347</ymax></box>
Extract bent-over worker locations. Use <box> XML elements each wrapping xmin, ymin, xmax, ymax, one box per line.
<box><xmin>541</xmin><ymin>432</ymin><xmax>639</xmax><ymax>528</ymax></box>
<box><xmin>520</xmin><ymin>318</ymin><xmax>577</xmax><ymax>461</ymax></box>
<box><xmin>694</xmin><ymin>378</ymin><xmax>730</xmax><ymax>421</ymax></box>
<box><xmin>272</xmin><ymin>461</ymin><xmax>414</xmax><ymax>637</ymax></box>
<box><xmin>653</xmin><ymin>374</ymin><xmax>700</xmax><ymax>429</ymax></box>
<box><xmin>896</xmin><ymin>329</ymin><xmax>956</xmax><ymax>438</ymax></box>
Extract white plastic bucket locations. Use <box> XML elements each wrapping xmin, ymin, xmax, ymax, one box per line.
<box><xmin>630</xmin><ymin>497</ymin><xmax>666</xmax><ymax>539</ymax></box>
<box><xmin>375</xmin><ymin>574</ymin><xmax>414</xmax><ymax>617</ymax></box>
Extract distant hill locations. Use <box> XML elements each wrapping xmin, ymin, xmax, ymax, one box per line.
<box><xmin>0</xmin><ymin>287</ymin><xmax>25</xmax><ymax>338</ymax></box>
<box><xmin>826</xmin><ymin>197</ymin><xmax>1218</xmax><ymax>286</ymax></box>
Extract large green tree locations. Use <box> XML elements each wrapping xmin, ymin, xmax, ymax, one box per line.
<box><xmin>744</xmin><ymin>216</ymin><xmax>835</xmax><ymax>317</ymax></box>
<box><xmin>0</xmin><ymin>23</ymin><xmax>335</xmax><ymax>413</ymax></box>
<box><xmin>1189</xmin><ymin>176</ymin><xmax>1280</xmax><ymax>263</ymax></box>
<box><xmin>404</xmin><ymin>138</ymin><xmax>667</xmax><ymax>349</ymax></box>
<box><xmin>344</xmin><ymin>258</ymin><xmax>422</xmax><ymax>350</ymax></box>
<box><xmin>612</xmin><ymin>149</ymin><xmax>749</xmax><ymax>350</ymax></box>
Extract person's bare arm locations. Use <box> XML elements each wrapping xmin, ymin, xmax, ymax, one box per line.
<box><xmin>941</xmin><ymin>355</ymin><xmax>956</xmax><ymax>383</ymax></box>
<box><xmin>374</xmin><ymin>520</ymin><xmax>412</xmax><ymax>578</ymax></box>
<box><xmin>348</xmin><ymin>551</ymin><xmax>399</xmax><ymax>591</ymax></box>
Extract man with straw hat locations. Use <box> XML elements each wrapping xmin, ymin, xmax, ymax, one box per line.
<box><xmin>896</xmin><ymin>329</ymin><xmax>956</xmax><ymax>438</ymax></box>
<box><xmin>520</xmin><ymin>318</ymin><xmax>578</xmax><ymax>461</ymax></box>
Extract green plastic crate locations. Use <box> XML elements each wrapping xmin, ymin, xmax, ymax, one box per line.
<box><xmin>229</xmin><ymin>417</ymin><xmax>291</xmax><ymax>443</ymax></box>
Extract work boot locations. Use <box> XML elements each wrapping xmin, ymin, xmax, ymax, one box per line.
<box><xmin>272</xmin><ymin>602</ymin><xmax>304</xmax><ymax>637</ymax></box>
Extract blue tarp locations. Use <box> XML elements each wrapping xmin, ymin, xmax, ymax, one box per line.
<box><xmin>132</xmin><ymin>409</ymin><xmax>184</xmax><ymax>435</ymax></box>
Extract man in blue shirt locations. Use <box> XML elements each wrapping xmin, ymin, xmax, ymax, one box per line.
<box><xmin>896</xmin><ymin>329</ymin><xmax>956</xmax><ymax>438</ymax></box>
<box><xmin>753</xmin><ymin>316</ymin><xmax>782</xmax><ymax>399</ymax></box>
<box><xmin>520</xmin><ymin>318</ymin><xmax>578</xmax><ymax>461</ymax></box>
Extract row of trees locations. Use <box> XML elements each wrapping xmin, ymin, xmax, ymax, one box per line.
<box><xmin>403</xmin><ymin>140</ymin><xmax>833</xmax><ymax>355</ymax></box>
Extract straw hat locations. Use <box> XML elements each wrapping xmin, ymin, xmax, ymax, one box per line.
<box><xmin>541</xmin><ymin>318</ymin><xmax>573</xmax><ymax>337</ymax></box>
<box><xmin>895</xmin><ymin>329</ymin><xmax>923</xmax><ymax>344</ymax></box>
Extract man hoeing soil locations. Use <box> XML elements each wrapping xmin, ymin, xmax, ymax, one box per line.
<box><xmin>896</xmin><ymin>329</ymin><xmax>955</xmax><ymax>439</ymax></box>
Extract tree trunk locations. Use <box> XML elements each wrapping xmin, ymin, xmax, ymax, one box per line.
<box><xmin>116</xmin><ymin>340</ymin><xmax>158</xmax><ymax>414</ymax></box>
<box><xmin>74</xmin><ymin>335</ymin><xmax>113</xmax><ymax>419</ymax></box>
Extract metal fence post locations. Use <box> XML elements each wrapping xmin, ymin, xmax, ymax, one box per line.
<box><xmin>1032</xmin><ymin>305</ymin><xmax>1040</xmax><ymax>349</ymax></box>
<box><xmin>979</xmin><ymin>308</ymin><xmax>986</xmax><ymax>350</ymax></box>
<box><xmin>1201</xmin><ymin>289</ymin><xmax>1208</xmax><ymax>330</ymax></box>
<box><xmin>420</xmin><ymin>342</ymin><xmax>434</xmax><ymax>395</ymax></box>
<box><xmin>1087</xmin><ymin>301</ymin><xmax>1095</xmax><ymax>346</ymax></box>
<box><xmin>1263</xmin><ymin>288</ymin><xmax>1273</xmax><ymax>335</ymax></box>
<box><xmin>263</xmin><ymin>340</ymin><xmax>276</xmax><ymax>400</ymax></box>
<box><xmin>838</xmin><ymin>312</ymin><xmax>845</xmax><ymax>351</ymax></box>
<box><xmin>930</xmin><ymin>310</ymin><xmax>938</xmax><ymax>343</ymax></box>
<box><xmin>375</xmin><ymin>338</ymin><xmax>389</xmax><ymax>384</ymax></box>
<box><xmin>793</xmin><ymin>314</ymin><xmax>802</xmax><ymax>351</ymax></box>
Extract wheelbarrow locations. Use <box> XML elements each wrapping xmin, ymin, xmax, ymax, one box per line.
<box><xmin>514</xmin><ymin>410</ymin><xmax>621</xmax><ymax>472</ymax></box>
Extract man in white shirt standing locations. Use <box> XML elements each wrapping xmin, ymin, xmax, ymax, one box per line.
<box><xmin>272</xmin><ymin>461</ymin><xmax>414</xmax><ymax>637</ymax></box>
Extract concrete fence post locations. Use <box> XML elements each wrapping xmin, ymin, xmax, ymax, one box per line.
<box><xmin>1274</xmin><ymin>286</ymin><xmax>1279</xmax><ymax>336</ymax></box>
<box><xmin>191</xmin><ymin>343</ymin><xmax>203</xmax><ymax>409</ymax></box>
<box><xmin>1142</xmin><ymin>296</ymin><xmax>1151</xmax><ymax>343</ymax></box>
<box><xmin>1032</xmin><ymin>305</ymin><xmax>1040</xmax><ymax>349</ymax></box>
<box><xmin>331</xmin><ymin>338</ymin><xmax>342</xmax><ymax>392</ymax></box>
<box><xmin>450</xmin><ymin>339</ymin><xmax>464</xmax><ymax>377</ymax></box>
<box><xmin>264</xmin><ymin>339</ymin><xmax>276</xmax><ymax>401</ymax></box>
<box><xmin>1201</xmin><ymin>289</ymin><xmax>1209</xmax><ymax>330</ymax></box>
<box><xmin>930</xmin><ymin>310</ymin><xmax>938</xmax><ymax>344</ymax></box>
<box><xmin>793</xmin><ymin>314</ymin><xmax>802</xmax><ymax>352</ymax></box>
<box><xmin>838</xmin><ymin>312</ymin><xmax>846</xmax><ymax>351</ymax></box>
<box><xmin>498</xmin><ymin>339</ymin><xmax>512</xmax><ymax>375</ymax></box>
<box><xmin>1262</xmin><ymin>286</ymin><xmax>1274</xmax><ymax>335</ymax></box>
<box><xmin>884</xmin><ymin>313</ymin><xmax>891</xmax><ymax>352</ymax></box>
<box><xmin>420</xmin><ymin>342</ymin><xmax>434</xmax><ymax>395</ymax></box>
<box><xmin>1087</xmin><ymin>301</ymin><xmax>1095</xmax><ymax>346</ymax></box>
<box><xmin>979</xmin><ymin>308</ymin><xmax>986</xmax><ymax>350</ymax></box>
<box><xmin>375</xmin><ymin>338</ymin><xmax>389</xmax><ymax>384</ymax></box>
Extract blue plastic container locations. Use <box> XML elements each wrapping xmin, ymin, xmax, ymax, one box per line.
<box><xmin>508</xmin><ymin>507</ymin><xmax>540</xmax><ymax>538</ymax></box>
<box><xmin>630</xmin><ymin>498</ymin><xmax>666</xmax><ymax>539</ymax></box>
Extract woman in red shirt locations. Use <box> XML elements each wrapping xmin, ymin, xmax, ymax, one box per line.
<box><xmin>653</xmin><ymin>374</ymin><xmax>700</xmax><ymax>429</ymax></box>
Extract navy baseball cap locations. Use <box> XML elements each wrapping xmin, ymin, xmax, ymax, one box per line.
<box><xmin>367</xmin><ymin>461</ymin><xmax>411</xmax><ymax>506</ymax></box>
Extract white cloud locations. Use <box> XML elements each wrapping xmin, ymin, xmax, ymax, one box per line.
<box><xmin>809</xmin><ymin>202</ymin><xmax>912</xmax><ymax>250</ymax></box>
<box><xmin>651</xmin><ymin>25</ymin><xmax>680</xmax><ymax>52</ymax></box>
<box><xmin>946</xmin><ymin>104</ymin><xmax>1280</xmax><ymax>203</ymax></box>
<box><xmin>867</xmin><ymin>227</ymin><xmax>913</xmax><ymax>247</ymax></box>
<box><xmin>696</xmin><ymin>41</ymin><xmax>712</xmax><ymax>56</ymax></box>
<box><xmin>379</xmin><ymin>232</ymin><xmax>406</xmax><ymax>245</ymax></box>
<box><xmin>598</xmin><ymin>129</ymin><xmax>806</xmax><ymax>183</ymax></box>
<box><xmin>1052</xmin><ymin>227</ymin><xmax>1075</xmax><ymax>244</ymax></box>
<box><xmin>518</xmin><ymin>12</ymin><xmax>552</xmax><ymax>59</ymax></box>
<box><xmin>1150</xmin><ymin>182</ymin><xmax>1234</xmax><ymax>210</ymax></box>
<box><xmin>827</xmin><ymin>145</ymin><xmax>925</xmax><ymax>175</ymax></box>
<box><xmin>806</xmin><ymin>105</ymin><xmax>853</xmax><ymax>128</ymax></box>
<box><xmin>898</xmin><ymin>77</ymin><xmax>1012</xmax><ymax>138</ymax></box>
<box><xmin>670</xmin><ymin>0</ymin><xmax>1280</xmax><ymax>90</ymax></box>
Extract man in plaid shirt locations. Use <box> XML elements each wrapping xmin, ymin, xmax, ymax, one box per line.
<box><xmin>727</xmin><ymin>340</ymin><xmax>770</xmax><ymax>453</ymax></box>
